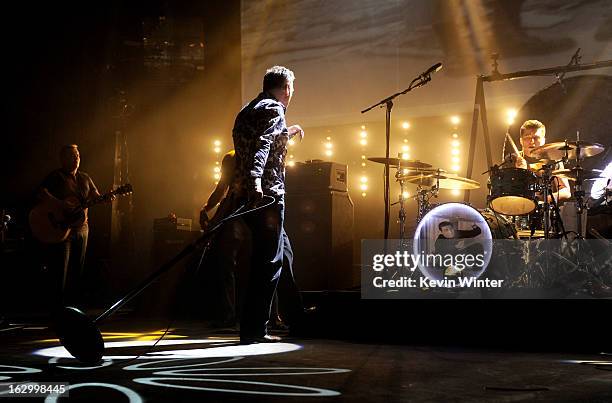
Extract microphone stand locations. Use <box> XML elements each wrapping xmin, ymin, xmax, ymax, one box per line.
<box><xmin>0</xmin><ymin>209</ymin><xmax>7</xmax><ymax>245</ymax></box>
<box><xmin>361</xmin><ymin>73</ymin><xmax>434</xmax><ymax>240</ymax></box>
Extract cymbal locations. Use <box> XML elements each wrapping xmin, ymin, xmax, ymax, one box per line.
<box><xmin>437</xmin><ymin>175</ymin><xmax>481</xmax><ymax>190</ymax></box>
<box><xmin>367</xmin><ymin>157</ymin><xmax>432</xmax><ymax>169</ymax></box>
<box><xmin>400</xmin><ymin>173</ymin><xmax>447</xmax><ymax>186</ymax></box>
<box><xmin>397</xmin><ymin>168</ymin><xmax>446</xmax><ymax>183</ymax></box>
<box><xmin>552</xmin><ymin>168</ymin><xmax>604</xmax><ymax>181</ymax></box>
<box><xmin>397</xmin><ymin>167</ymin><xmax>446</xmax><ymax>176</ymax></box>
<box><xmin>531</xmin><ymin>141</ymin><xmax>604</xmax><ymax>160</ymax></box>
<box><xmin>402</xmin><ymin>173</ymin><xmax>481</xmax><ymax>190</ymax></box>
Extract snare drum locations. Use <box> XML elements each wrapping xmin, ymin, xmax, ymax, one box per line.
<box><xmin>489</xmin><ymin>167</ymin><xmax>539</xmax><ymax>216</ymax></box>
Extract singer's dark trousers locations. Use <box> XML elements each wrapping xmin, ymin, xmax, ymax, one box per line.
<box><xmin>274</xmin><ymin>230</ymin><xmax>305</xmax><ymax>326</ymax></box>
<box><xmin>240</xmin><ymin>198</ymin><xmax>284</xmax><ymax>339</ymax></box>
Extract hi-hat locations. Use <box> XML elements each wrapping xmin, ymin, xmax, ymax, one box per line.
<box><xmin>367</xmin><ymin>157</ymin><xmax>432</xmax><ymax>169</ymax></box>
<box><xmin>553</xmin><ymin>168</ymin><xmax>605</xmax><ymax>181</ymax></box>
<box><xmin>531</xmin><ymin>141</ymin><xmax>604</xmax><ymax>160</ymax></box>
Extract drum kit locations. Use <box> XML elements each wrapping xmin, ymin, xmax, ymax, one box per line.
<box><xmin>489</xmin><ymin>136</ymin><xmax>605</xmax><ymax>239</ymax></box>
<box><xmin>368</xmin><ymin>133</ymin><xmax>606</xmax><ymax>241</ymax></box>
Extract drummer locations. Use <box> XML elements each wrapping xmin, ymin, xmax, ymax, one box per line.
<box><xmin>509</xmin><ymin>120</ymin><xmax>571</xmax><ymax>202</ymax></box>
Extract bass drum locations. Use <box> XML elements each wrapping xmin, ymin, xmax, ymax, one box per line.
<box><xmin>413</xmin><ymin>203</ymin><xmax>515</xmax><ymax>281</ymax></box>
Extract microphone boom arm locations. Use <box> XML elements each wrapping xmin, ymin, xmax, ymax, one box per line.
<box><xmin>361</xmin><ymin>70</ymin><xmax>435</xmax><ymax>114</ymax></box>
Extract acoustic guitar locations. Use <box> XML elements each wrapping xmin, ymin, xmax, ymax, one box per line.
<box><xmin>29</xmin><ymin>184</ymin><xmax>133</xmax><ymax>243</ymax></box>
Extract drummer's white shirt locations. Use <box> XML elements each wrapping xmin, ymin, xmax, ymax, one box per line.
<box><xmin>591</xmin><ymin>161</ymin><xmax>612</xmax><ymax>200</ymax></box>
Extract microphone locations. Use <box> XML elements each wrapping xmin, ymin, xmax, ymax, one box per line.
<box><xmin>421</xmin><ymin>62</ymin><xmax>443</xmax><ymax>77</ymax></box>
<box><xmin>2</xmin><ymin>215</ymin><xmax>9</xmax><ymax>224</ymax></box>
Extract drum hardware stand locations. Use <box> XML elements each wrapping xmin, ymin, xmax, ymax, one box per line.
<box><xmin>569</xmin><ymin>134</ymin><xmax>588</xmax><ymax>239</ymax></box>
<box><xmin>533</xmin><ymin>162</ymin><xmax>560</xmax><ymax>286</ymax></box>
<box><xmin>539</xmin><ymin>161</ymin><xmax>567</xmax><ymax>239</ymax></box>
<box><xmin>415</xmin><ymin>180</ymin><xmax>440</xmax><ymax>225</ymax></box>
<box><xmin>392</xmin><ymin>154</ymin><xmax>444</xmax><ymax>247</ymax></box>
<box><xmin>397</xmin><ymin>192</ymin><xmax>407</xmax><ymax>243</ymax></box>
<box><xmin>395</xmin><ymin>158</ymin><xmax>408</xmax><ymax>246</ymax></box>
<box><xmin>415</xmin><ymin>186</ymin><xmax>430</xmax><ymax>225</ymax></box>
<box><xmin>394</xmin><ymin>161</ymin><xmax>439</xmax><ymax>247</ymax></box>
<box><xmin>554</xmin><ymin>133</ymin><xmax>596</xmax><ymax>295</ymax></box>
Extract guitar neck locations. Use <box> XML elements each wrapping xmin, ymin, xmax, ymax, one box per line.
<box><xmin>84</xmin><ymin>187</ymin><xmax>131</xmax><ymax>208</ymax></box>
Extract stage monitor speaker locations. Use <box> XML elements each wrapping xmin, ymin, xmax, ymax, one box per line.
<box><xmin>285</xmin><ymin>190</ymin><xmax>356</xmax><ymax>291</ymax></box>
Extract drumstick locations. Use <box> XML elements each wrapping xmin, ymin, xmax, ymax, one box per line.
<box><xmin>505</xmin><ymin>132</ymin><xmax>521</xmax><ymax>156</ymax></box>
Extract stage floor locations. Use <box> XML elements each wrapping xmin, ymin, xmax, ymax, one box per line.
<box><xmin>0</xmin><ymin>318</ymin><xmax>610</xmax><ymax>402</ymax></box>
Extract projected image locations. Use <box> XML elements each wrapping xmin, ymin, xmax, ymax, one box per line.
<box><xmin>241</xmin><ymin>0</ymin><xmax>612</xmax><ymax>126</ymax></box>
<box><xmin>413</xmin><ymin>203</ymin><xmax>493</xmax><ymax>281</ymax></box>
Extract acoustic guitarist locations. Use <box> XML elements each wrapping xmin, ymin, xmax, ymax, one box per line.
<box><xmin>35</xmin><ymin>144</ymin><xmax>104</xmax><ymax>308</ymax></box>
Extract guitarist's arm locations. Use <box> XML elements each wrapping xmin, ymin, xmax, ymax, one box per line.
<box><xmin>85</xmin><ymin>174</ymin><xmax>101</xmax><ymax>202</ymax></box>
<box><xmin>37</xmin><ymin>187</ymin><xmax>58</xmax><ymax>202</ymax></box>
<box><xmin>204</xmin><ymin>181</ymin><xmax>230</xmax><ymax>215</ymax></box>
<box><xmin>37</xmin><ymin>170</ymin><xmax>62</xmax><ymax>202</ymax></box>
<box><xmin>200</xmin><ymin>180</ymin><xmax>230</xmax><ymax>230</ymax></box>
<box><xmin>200</xmin><ymin>152</ymin><xmax>236</xmax><ymax>230</ymax></box>
<box><xmin>74</xmin><ymin>174</ymin><xmax>99</xmax><ymax>227</ymax></box>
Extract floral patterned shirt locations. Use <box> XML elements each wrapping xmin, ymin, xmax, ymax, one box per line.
<box><xmin>232</xmin><ymin>92</ymin><xmax>290</xmax><ymax>199</ymax></box>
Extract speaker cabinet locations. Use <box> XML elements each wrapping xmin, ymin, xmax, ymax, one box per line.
<box><xmin>285</xmin><ymin>161</ymin><xmax>348</xmax><ymax>192</ymax></box>
<box><xmin>134</xmin><ymin>225</ymin><xmax>201</xmax><ymax>317</ymax></box>
<box><xmin>285</xmin><ymin>190</ymin><xmax>356</xmax><ymax>291</ymax></box>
